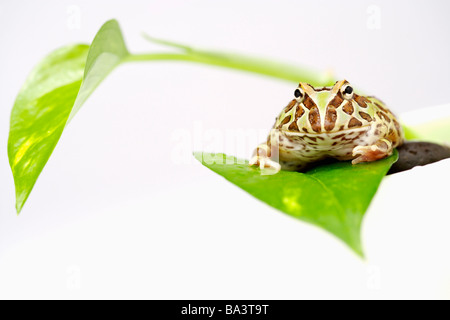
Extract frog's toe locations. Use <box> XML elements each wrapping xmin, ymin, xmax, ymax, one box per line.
<box><xmin>352</xmin><ymin>140</ymin><xmax>391</xmax><ymax>164</ymax></box>
<box><xmin>249</xmin><ymin>156</ymin><xmax>259</xmax><ymax>166</ymax></box>
<box><xmin>352</xmin><ymin>146</ymin><xmax>380</xmax><ymax>164</ymax></box>
<box><xmin>259</xmin><ymin>158</ymin><xmax>281</xmax><ymax>174</ymax></box>
<box><xmin>249</xmin><ymin>156</ymin><xmax>281</xmax><ymax>174</ymax></box>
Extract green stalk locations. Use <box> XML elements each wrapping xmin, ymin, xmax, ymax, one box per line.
<box><xmin>124</xmin><ymin>52</ymin><xmax>335</xmax><ymax>86</ymax></box>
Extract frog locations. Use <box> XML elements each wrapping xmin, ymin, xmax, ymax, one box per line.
<box><xmin>249</xmin><ymin>80</ymin><xmax>404</xmax><ymax>173</ymax></box>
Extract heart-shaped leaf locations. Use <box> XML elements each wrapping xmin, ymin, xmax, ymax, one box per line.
<box><xmin>8</xmin><ymin>20</ymin><xmax>129</xmax><ymax>213</ymax></box>
<box><xmin>8</xmin><ymin>19</ymin><xmax>335</xmax><ymax>213</ymax></box>
<box><xmin>194</xmin><ymin>152</ymin><xmax>398</xmax><ymax>256</ymax></box>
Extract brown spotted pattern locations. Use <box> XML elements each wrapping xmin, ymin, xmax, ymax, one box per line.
<box><xmin>393</xmin><ymin>119</ymin><xmax>401</xmax><ymax>134</ymax></box>
<box><xmin>285</xmin><ymin>105</ymin><xmax>305</xmax><ymax>132</ymax></box>
<box><xmin>333</xmin><ymin>133</ymin><xmax>346</xmax><ymax>140</ymax></box>
<box><xmin>295</xmin><ymin>105</ymin><xmax>305</xmax><ymax>120</ymax></box>
<box><xmin>386</xmin><ymin>128</ymin><xmax>398</xmax><ymax>144</ymax></box>
<box><xmin>324</xmin><ymin>106</ymin><xmax>337</xmax><ymax>131</ymax></box>
<box><xmin>374</xmin><ymin>102</ymin><xmax>389</xmax><ymax>113</ymax></box>
<box><xmin>328</xmin><ymin>92</ymin><xmax>344</xmax><ymax>108</ymax></box>
<box><xmin>342</xmin><ymin>101</ymin><xmax>354</xmax><ymax>115</ymax></box>
<box><xmin>303</xmin><ymin>94</ymin><xmax>317</xmax><ymax>110</ymax></box>
<box><xmin>288</xmin><ymin>119</ymin><xmax>299</xmax><ymax>131</ymax></box>
<box><xmin>308</xmin><ymin>106</ymin><xmax>321</xmax><ymax>133</ymax></box>
<box><xmin>284</xmin><ymin>100</ymin><xmax>296</xmax><ymax>113</ymax></box>
<box><xmin>279</xmin><ymin>115</ymin><xmax>291</xmax><ymax>128</ymax></box>
<box><xmin>348</xmin><ymin>117</ymin><xmax>363</xmax><ymax>128</ymax></box>
<box><xmin>359</xmin><ymin>111</ymin><xmax>373</xmax><ymax>122</ymax></box>
<box><xmin>354</xmin><ymin>94</ymin><xmax>369</xmax><ymax>108</ymax></box>
<box><xmin>377</xmin><ymin>111</ymin><xmax>391</xmax><ymax>123</ymax></box>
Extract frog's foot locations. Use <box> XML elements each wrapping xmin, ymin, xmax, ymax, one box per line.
<box><xmin>249</xmin><ymin>143</ymin><xmax>281</xmax><ymax>174</ymax></box>
<box><xmin>249</xmin><ymin>156</ymin><xmax>281</xmax><ymax>174</ymax></box>
<box><xmin>352</xmin><ymin>139</ymin><xmax>393</xmax><ymax>164</ymax></box>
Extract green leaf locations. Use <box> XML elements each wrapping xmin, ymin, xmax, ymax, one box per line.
<box><xmin>8</xmin><ymin>19</ymin><xmax>129</xmax><ymax>213</ymax></box>
<box><xmin>8</xmin><ymin>19</ymin><xmax>336</xmax><ymax>214</ymax></box>
<box><xmin>194</xmin><ymin>152</ymin><xmax>398</xmax><ymax>256</ymax></box>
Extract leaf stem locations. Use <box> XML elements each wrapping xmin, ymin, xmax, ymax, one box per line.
<box><xmin>124</xmin><ymin>52</ymin><xmax>336</xmax><ymax>86</ymax></box>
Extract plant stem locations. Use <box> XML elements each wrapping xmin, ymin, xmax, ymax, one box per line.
<box><xmin>124</xmin><ymin>52</ymin><xmax>335</xmax><ymax>86</ymax></box>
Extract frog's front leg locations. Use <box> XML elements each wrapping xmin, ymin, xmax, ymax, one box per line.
<box><xmin>249</xmin><ymin>142</ymin><xmax>281</xmax><ymax>174</ymax></box>
<box><xmin>249</xmin><ymin>143</ymin><xmax>281</xmax><ymax>173</ymax></box>
<box><xmin>249</xmin><ymin>130</ymin><xmax>282</xmax><ymax>174</ymax></box>
<box><xmin>352</xmin><ymin>138</ymin><xmax>393</xmax><ymax>164</ymax></box>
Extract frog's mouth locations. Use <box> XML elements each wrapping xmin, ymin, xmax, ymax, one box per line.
<box><xmin>283</xmin><ymin>124</ymin><xmax>371</xmax><ymax>136</ymax></box>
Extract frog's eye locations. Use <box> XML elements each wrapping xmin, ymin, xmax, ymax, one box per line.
<box><xmin>341</xmin><ymin>84</ymin><xmax>354</xmax><ymax>99</ymax></box>
<box><xmin>294</xmin><ymin>87</ymin><xmax>304</xmax><ymax>101</ymax></box>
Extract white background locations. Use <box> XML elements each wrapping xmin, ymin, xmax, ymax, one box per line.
<box><xmin>0</xmin><ymin>0</ymin><xmax>449</xmax><ymax>299</ymax></box>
